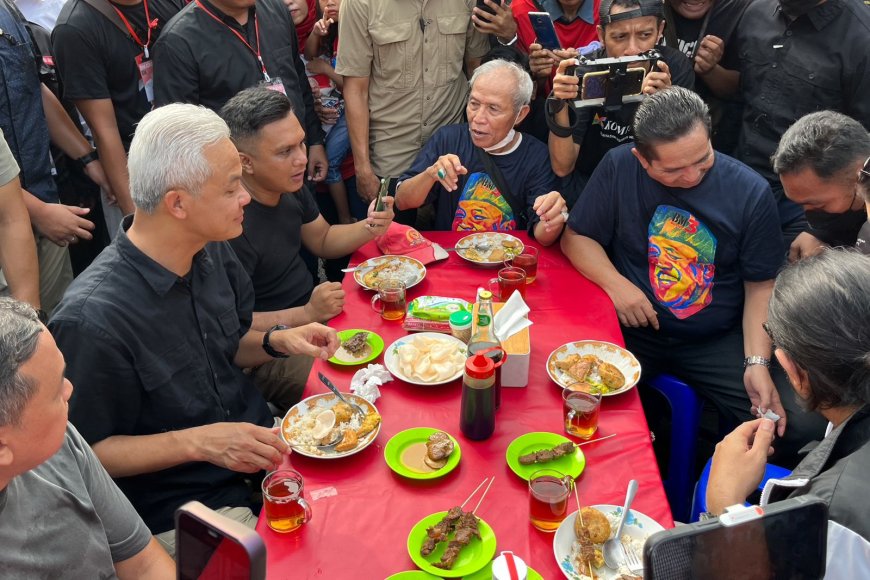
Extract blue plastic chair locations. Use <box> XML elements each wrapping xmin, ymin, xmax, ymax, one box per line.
<box><xmin>690</xmin><ymin>457</ymin><xmax>793</xmax><ymax>521</ymax></box>
<box><xmin>646</xmin><ymin>374</ymin><xmax>706</xmax><ymax>523</ymax></box>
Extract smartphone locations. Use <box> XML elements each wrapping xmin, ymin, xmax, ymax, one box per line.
<box><xmin>475</xmin><ymin>0</ymin><xmax>500</xmax><ymax>16</ymax></box>
<box><xmin>580</xmin><ymin>67</ymin><xmax>645</xmax><ymax>100</ymax></box>
<box><xmin>374</xmin><ymin>177</ymin><xmax>388</xmax><ymax>212</ymax></box>
<box><xmin>176</xmin><ymin>501</ymin><xmax>266</xmax><ymax>580</ymax></box>
<box><xmin>528</xmin><ymin>12</ymin><xmax>561</xmax><ymax>51</ymax></box>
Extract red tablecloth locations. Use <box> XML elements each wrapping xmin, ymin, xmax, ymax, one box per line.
<box><xmin>257</xmin><ymin>232</ymin><xmax>673</xmax><ymax>579</ymax></box>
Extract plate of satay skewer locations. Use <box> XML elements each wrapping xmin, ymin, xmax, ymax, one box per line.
<box><xmin>406</xmin><ymin>478</ymin><xmax>498</xmax><ymax>578</ymax></box>
<box><xmin>506</xmin><ymin>432</ymin><xmax>587</xmax><ymax>480</ymax></box>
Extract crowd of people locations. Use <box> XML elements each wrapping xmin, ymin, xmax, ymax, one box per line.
<box><xmin>0</xmin><ymin>0</ymin><xmax>868</xmax><ymax>576</ymax></box>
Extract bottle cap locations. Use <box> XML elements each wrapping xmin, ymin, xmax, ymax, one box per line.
<box><xmin>479</xmin><ymin>290</ymin><xmax>493</xmax><ymax>300</ymax></box>
<box><xmin>449</xmin><ymin>311</ymin><xmax>473</xmax><ymax>328</ymax></box>
<box><xmin>465</xmin><ymin>353</ymin><xmax>495</xmax><ymax>379</ymax></box>
<box><xmin>492</xmin><ymin>551</ymin><xmax>528</xmax><ymax>580</ymax></box>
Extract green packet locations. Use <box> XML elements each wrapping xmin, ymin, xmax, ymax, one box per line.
<box><xmin>407</xmin><ymin>296</ymin><xmax>471</xmax><ymax>321</ymax></box>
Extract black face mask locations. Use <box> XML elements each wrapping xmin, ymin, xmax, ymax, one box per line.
<box><xmin>779</xmin><ymin>0</ymin><xmax>821</xmax><ymax>19</ymax></box>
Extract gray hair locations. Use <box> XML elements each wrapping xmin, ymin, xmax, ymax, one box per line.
<box><xmin>766</xmin><ymin>249</ymin><xmax>870</xmax><ymax>412</ymax></box>
<box><xmin>772</xmin><ymin>111</ymin><xmax>870</xmax><ymax>181</ymax></box>
<box><xmin>633</xmin><ymin>87</ymin><xmax>712</xmax><ymax>161</ymax></box>
<box><xmin>0</xmin><ymin>298</ymin><xmax>43</xmax><ymax>427</ymax></box>
<box><xmin>469</xmin><ymin>59</ymin><xmax>534</xmax><ymax>113</ymax></box>
<box><xmin>128</xmin><ymin>104</ymin><xmax>231</xmax><ymax>214</ymax></box>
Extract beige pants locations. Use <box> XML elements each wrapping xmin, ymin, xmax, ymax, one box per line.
<box><xmin>250</xmin><ymin>353</ymin><xmax>315</xmax><ymax>414</ymax></box>
<box><xmin>0</xmin><ymin>234</ymin><xmax>72</xmax><ymax>315</ymax></box>
<box><xmin>154</xmin><ymin>506</ymin><xmax>258</xmax><ymax>559</ymax></box>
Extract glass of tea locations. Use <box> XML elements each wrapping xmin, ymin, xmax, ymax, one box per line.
<box><xmin>488</xmin><ymin>266</ymin><xmax>526</xmax><ymax>301</ymax></box>
<box><xmin>370</xmin><ymin>278</ymin><xmax>407</xmax><ymax>321</ymax></box>
<box><xmin>562</xmin><ymin>389</ymin><xmax>601</xmax><ymax>439</ymax></box>
<box><xmin>506</xmin><ymin>245</ymin><xmax>539</xmax><ymax>284</ymax></box>
<box><xmin>528</xmin><ymin>468</ymin><xmax>574</xmax><ymax>532</ymax></box>
<box><xmin>261</xmin><ymin>469</ymin><xmax>312</xmax><ymax>533</ymax></box>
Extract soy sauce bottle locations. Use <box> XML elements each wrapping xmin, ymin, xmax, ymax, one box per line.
<box><xmin>460</xmin><ymin>353</ymin><xmax>496</xmax><ymax>440</ymax></box>
<box><xmin>468</xmin><ymin>290</ymin><xmax>504</xmax><ymax>409</ymax></box>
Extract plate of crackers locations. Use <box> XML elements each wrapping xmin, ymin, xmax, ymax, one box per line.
<box><xmin>546</xmin><ymin>341</ymin><xmax>641</xmax><ymax>396</ymax></box>
<box><xmin>455</xmin><ymin>233</ymin><xmax>524</xmax><ymax>266</ymax></box>
<box><xmin>353</xmin><ymin>255</ymin><xmax>426</xmax><ymax>290</ymax></box>
<box><xmin>384</xmin><ymin>333</ymin><xmax>467</xmax><ymax>385</ymax></box>
<box><xmin>280</xmin><ymin>392</ymin><xmax>381</xmax><ymax>459</ymax></box>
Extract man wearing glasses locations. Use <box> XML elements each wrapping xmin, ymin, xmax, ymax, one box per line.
<box><xmin>771</xmin><ymin>111</ymin><xmax>870</xmax><ymax>261</ymax></box>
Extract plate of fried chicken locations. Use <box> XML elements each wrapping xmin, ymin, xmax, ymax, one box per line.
<box><xmin>547</xmin><ymin>341</ymin><xmax>641</xmax><ymax>396</ymax></box>
<box><xmin>407</xmin><ymin>506</ymin><xmax>497</xmax><ymax>578</ymax></box>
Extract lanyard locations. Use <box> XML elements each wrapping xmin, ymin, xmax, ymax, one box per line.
<box><xmin>194</xmin><ymin>0</ymin><xmax>270</xmax><ymax>81</ymax></box>
<box><xmin>110</xmin><ymin>0</ymin><xmax>156</xmax><ymax>58</ymax></box>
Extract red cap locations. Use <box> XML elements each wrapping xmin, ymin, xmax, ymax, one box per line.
<box><xmin>375</xmin><ymin>222</ymin><xmax>438</xmax><ymax>265</ymax></box>
<box><xmin>465</xmin><ymin>354</ymin><xmax>495</xmax><ymax>379</ymax></box>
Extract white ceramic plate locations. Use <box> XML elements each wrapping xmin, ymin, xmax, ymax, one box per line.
<box><xmin>384</xmin><ymin>333</ymin><xmax>467</xmax><ymax>386</ymax></box>
<box><xmin>546</xmin><ymin>340</ymin><xmax>641</xmax><ymax>396</ymax></box>
<box><xmin>280</xmin><ymin>392</ymin><xmax>380</xmax><ymax>459</ymax></box>
<box><xmin>455</xmin><ymin>233</ymin><xmax>524</xmax><ymax>266</ymax></box>
<box><xmin>353</xmin><ymin>255</ymin><xmax>426</xmax><ymax>290</ymax></box>
<box><xmin>553</xmin><ymin>505</ymin><xmax>665</xmax><ymax>580</ymax></box>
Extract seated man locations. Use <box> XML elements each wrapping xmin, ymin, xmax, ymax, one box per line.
<box><xmin>219</xmin><ymin>87</ymin><xmax>394</xmax><ymax>411</ymax></box>
<box><xmin>49</xmin><ymin>104</ymin><xmax>338</xmax><ymax>555</ymax></box>
<box><xmin>395</xmin><ymin>59</ymin><xmax>568</xmax><ymax>246</ymax></box>
<box><xmin>546</xmin><ymin>0</ymin><xmax>695</xmax><ymax>200</ymax></box>
<box><xmin>0</xmin><ymin>298</ymin><xmax>174</xmax><ymax>577</ymax></box>
<box><xmin>771</xmin><ymin>111</ymin><xmax>870</xmax><ymax>262</ymax></box>
<box><xmin>561</xmin><ymin>87</ymin><xmax>826</xmax><ymax>467</ymax></box>
<box><xmin>706</xmin><ymin>249</ymin><xmax>870</xmax><ymax>576</ymax></box>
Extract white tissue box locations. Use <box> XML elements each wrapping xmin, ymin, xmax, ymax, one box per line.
<box><xmin>472</xmin><ymin>303</ymin><xmax>530</xmax><ymax>387</ymax></box>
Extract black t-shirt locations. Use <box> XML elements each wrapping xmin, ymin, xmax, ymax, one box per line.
<box><xmin>52</xmin><ymin>0</ymin><xmax>184</xmax><ymax>149</ymax></box>
<box><xmin>662</xmin><ymin>0</ymin><xmax>750</xmax><ymax>69</ymax></box>
<box><xmin>856</xmin><ymin>220</ymin><xmax>870</xmax><ymax>255</ymax></box>
<box><xmin>229</xmin><ymin>188</ymin><xmax>320</xmax><ymax>312</ymax></box>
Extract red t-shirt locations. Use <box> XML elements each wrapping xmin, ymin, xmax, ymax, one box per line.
<box><xmin>512</xmin><ymin>0</ymin><xmax>601</xmax><ymax>54</ymax></box>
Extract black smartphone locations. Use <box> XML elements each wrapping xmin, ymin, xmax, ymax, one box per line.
<box><xmin>176</xmin><ymin>501</ymin><xmax>267</xmax><ymax>580</ymax></box>
<box><xmin>528</xmin><ymin>12</ymin><xmax>561</xmax><ymax>50</ymax></box>
<box><xmin>475</xmin><ymin>0</ymin><xmax>500</xmax><ymax>16</ymax></box>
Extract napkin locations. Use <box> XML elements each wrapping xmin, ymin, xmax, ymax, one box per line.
<box><xmin>493</xmin><ymin>290</ymin><xmax>533</xmax><ymax>343</ymax></box>
<box><xmin>350</xmin><ymin>364</ymin><xmax>393</xmax><ymax>403</ymax></box>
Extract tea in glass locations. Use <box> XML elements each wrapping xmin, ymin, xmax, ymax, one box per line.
<box><xmin>507</xmin><ymin>246</ymin><xmax>539</xmax><ymax>284</ymax></box>
<box><xmin>563</xmin><ymin>389</ymin><xmax>601</xmax><ymax>439</ymax></box>
<box><xmin>370</xmin><ymin>279</ymin><xmax>407</xmax><ymax>321</ymax></box>
<box><xmin>488</xmin><ymin>266</ymin><xmax>526</xmax><ymax>301</ymax></box>
<box><xmin>528</xmin><ymin>469</ymin><xmax>572</xmax><ymax>531</ymax></box>
<box><xmin>262</xmin><ymin>470</ymin><xmax>312</xmax><ymax>533</ymax></box>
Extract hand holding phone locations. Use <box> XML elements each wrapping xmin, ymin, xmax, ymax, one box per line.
<box><xmin>528</xmin><ymin>12</ymin><xmax>562</xmax><ymax>51</ymax></box>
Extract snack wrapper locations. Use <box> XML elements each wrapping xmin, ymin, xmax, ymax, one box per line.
<box><xmin>350</xmin><ymin>364</ymin><xmax>393</xmax><ymax>403</ymax></box>
<box><xmin>757</xmin><ymin>406</ymin><xmax>781</xmax><ymax>422</ymax></box>
<box><xmin>404</xmin><ymin>296</ymin><xmax>471</xmax><ymax>333</ymax></box>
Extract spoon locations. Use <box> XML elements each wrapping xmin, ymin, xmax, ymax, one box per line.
<box><xmin>603</xmin><ymin>479</ymin><xmax>638</xmax><ymax>570</ymax></box>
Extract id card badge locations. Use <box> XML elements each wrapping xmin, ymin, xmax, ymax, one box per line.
<box><xmin>260</xmin><ymin>76</ymin><xmax>286</xmax><ymax>95</ymax></box>
<box><xmin>135</xmin><ymin>53</ymin><xmax>155</xmax><ymax>104</ymax></box>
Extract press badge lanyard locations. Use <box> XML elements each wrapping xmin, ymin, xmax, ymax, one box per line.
<box><xmin>110</xmin><ymin>0</ymin><xmax>156</xmax><ymax>58</ymax></box>
<box><xmin>194</xmin><ymin>0</ymin><xmax>271</xmax><ymax>82</ymax></box>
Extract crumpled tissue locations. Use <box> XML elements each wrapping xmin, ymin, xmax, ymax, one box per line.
<box><xmin>350</xmin><ymin>363</ymin><xmax>393</xmax><ymax>403</ymax></box>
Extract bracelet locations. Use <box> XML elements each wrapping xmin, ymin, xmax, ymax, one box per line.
<box><xmin>743</xmin><ymin>355</ymin><xmax>771</xmax><ymax>369</ymax></box>
<box><xmin>497</xmin><ymin>33</ymin><xmax>518</xmax><ymax>47</ymax></box>
<box><xmin>262</xmin><ymin>324</ymin><xmax>290</xmax><ymax>358</ymax></box>
<box><xmin>75</xmin><ymin>149</ymin><xmax>99</xmax><ymax>170</ymax></box>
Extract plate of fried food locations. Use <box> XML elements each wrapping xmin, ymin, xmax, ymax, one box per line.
<box><xmin>455</xmin><ymin>233</ymin><xmax>524</xmax><ymax>266</ymax></box>
<box><xmin>280</xmin><ymin>393</ymin><xmax>381</xmax><ymax>459</ymax></box>
<box><xmin>384</xmin><ymin>428</ymin><xmax>461</xmax><ymax>480</ymax></box>
<box><xmin>353</xmin><ymin>255</ymin><xmax>426</xmax><ymax>290</ymax></box>
<box><xmin>554</xmin><ymin>505</ymin><xmax>664</xmax><ymax>580</ymax></box>
<box><xmin>384</xmin><ymin>333</ymin><xmax>467</xmax><ymax>385</ymax></box>
<box><xmin>506</xmin><ymin>432</ymin><xmax>586</xmax><ymax>481</ymax></box>
<box><xmin>547</xmin><ymin>341</ymin><xmax>641</xmax><ymax>396</ymax></box>
<box><xmin>408</xmin><ymin>507</ymin><xmax>497</xmax><ymax>578</ymax></box>
<box><xmin>329</xmin><ymin>329</ymin><xmax>384</xmax><ymax>366</ymax></box>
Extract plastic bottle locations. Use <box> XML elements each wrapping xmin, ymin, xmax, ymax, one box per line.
<box><xmin>468</xmin><ymin>290</ymin><xmax>504</xmax><ymax>409</ymax></box>
<box><xmin>460</xmin><ymin>354</ymin><xmax>496</xmax><ymax>440</ymax></box>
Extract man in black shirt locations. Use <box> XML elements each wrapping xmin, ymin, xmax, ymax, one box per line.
<box><xmin>53</xmin><ymin>0</ymin><xmax>185</xmax><ymax>217</ymax></box>
<box><xmin>546</xmin><ymin>0</ymin><xmax>695</xmax><ymax>202</ymax></box>
<box><xmin>220</xmin><ymin>87</ymin><xmax>394</xmax><ymax>410</ymax></box>
<box><xmin>49</xmin><ymin>103</ymin><xmax>338</xmax><ymax>554</ymax></box>
<box><xmin>153</xmin><ymin>0</ymin><xmax>327</xmax><ymax>184</ymax></box>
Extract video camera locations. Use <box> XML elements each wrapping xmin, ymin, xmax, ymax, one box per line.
<box><xmin>568</xmin><ymin>50</ymin><xmax>661</xmax><ymax>111</ymax></box>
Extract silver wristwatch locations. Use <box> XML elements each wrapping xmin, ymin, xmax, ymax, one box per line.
<box><xmin>743</xmin><ymin>355</ymin><xmax>771</xmax><ymax>369</ymax></box>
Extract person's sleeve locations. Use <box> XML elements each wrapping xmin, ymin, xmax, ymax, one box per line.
<box><xmin>565</xmin><ymin>150</ymin><xmax>618</xmax><ymax>248</ymax></box>
<box><xmin>464</xmin><ymin>10</ymin><xmax>490</xmax><ymax>60</ymax></box>
<box><xmin>0</xmin><ymin>128</ymin><xmax>20</xmax><ymax>186</ymax></box>
<box><xmin>51</xmin><ymin>23</ymin><xmax>113</xmax><ymax>101</ymax></box>
<box><xmin>512</xmin><ymin>1</ymin><xmax>535</xmax><ymax>54</ymax></box>
<box><xmin>523</xmin><ymin>140</ymin><xmax>558</xmax><ymax>227</ymax></box>
<box><xmin>570</xmin><ymin>106</ymin><xmax>593</xmax><ymax>144</ymax></box>
<box><xmin>66</xmin><ymin>424</ymin><xmax>152</xmax><ymax>563</ymax></box>
<box><xmin>218</xmin><ymin>242</ymin><xmax>255</xmax><ymax>336</ymax></box>
<box><xmin>298</xmin><ymin>186</ymin><xmax>321</xmax><ymax>223</ymax></box>
<box><xmin>664</xmin><ymin>49</ymin><xmax>695</xmax><ymax>90</ymax></box>
<box><xmin>399</xmin><ymin>128</ymin><xmax>448</xmax><ymax>205</ymax></box>
<box><xmin>152</xmin><ymin>32</ymin><xmax>200</xmax><ymax>106</ymax></box>
<box><xmin>844</xmin><ymin>53</ymin><xmax>870</xmax><ymax>128</ymax></box>
<box><xmin>334</xmin><ymin>0</ymin><xmax>372</xmax><ymax>77</ymax></box>
<box><xmin>738</xmin><ymin>179</ymin><xmax>785</xmax><ymax>281</ymax></box>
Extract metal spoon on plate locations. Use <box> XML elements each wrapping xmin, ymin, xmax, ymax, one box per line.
<box><xmin>603</xmin><ymin>479</ymin><xmax>639</xmax><ymax>570</ymax></box>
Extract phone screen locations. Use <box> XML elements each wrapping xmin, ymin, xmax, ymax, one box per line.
<box><xmin>475</xmin><ymin>0</ymin><xmax>497</xmax><ymax>15</ymax></box>
<box><xmin>528</xmin><ymin>12</ymin><xmax>561</xmax><ymax>50</ymax></box>
<box><xmin>177</xmin><ymin>514</ymin><xmax>253</xmax><ymax>580</ymax></box>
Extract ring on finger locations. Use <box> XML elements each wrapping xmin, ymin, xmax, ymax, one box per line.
<box><xmin>436</xmin><ymin>168</ymin><xmax>446</xmax><ymax>180</ymax></box>
<box><xmin>560</xmin><ymin>209</ymin><xmax>570</xmax><ymax>222</ymax></box>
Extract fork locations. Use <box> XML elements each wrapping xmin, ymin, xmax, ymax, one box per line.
<box><xmin>621</xmin><ymin>541</ymin><xmax>644</xmax><ymax>574</ymax></box>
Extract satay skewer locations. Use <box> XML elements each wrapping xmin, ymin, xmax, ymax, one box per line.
<box><xmin>460</xmin><ymin>477</ymin><xmax>489</xmax><ymax>510</ymax></box>
<box><xmin>472</xmin><ymin>476</ymin><xmax>494</xmax><ymax>515</ymax></box>
<box><xmin>573</xmin><ymin>480</ymin><xmax>585</xmax><ymax>527</ymax></box>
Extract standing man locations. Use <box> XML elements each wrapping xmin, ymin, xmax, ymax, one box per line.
<box><xmin>336</xmin><ymin>0</ymin><xmax>490</xmax><ymax>207</ymax></box>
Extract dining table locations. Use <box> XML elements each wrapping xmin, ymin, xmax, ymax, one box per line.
<box><xmin>256</xmin><ymin>231</ymin><xmax>674</xmax><ymax>579</ymax></box>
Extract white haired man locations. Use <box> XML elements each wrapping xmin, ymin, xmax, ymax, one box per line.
<box><xmin>49</xmin><ymin>104</ymin><xmax>338</xmax><ymax>555</ymax></box>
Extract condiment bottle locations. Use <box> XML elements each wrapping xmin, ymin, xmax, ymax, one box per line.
<box><xmin>460</xmin><ymin>353</ymin><xmax>496</xmax><ymax>440</ymax></box>
<box><xmin>449</xmin><ymin>310</ymin><xmax>473</xmax><ymax>343</ymax></box>
<box><xmin>492</xmin><ymin>551</ymin><xmax>528</xmax><ymax>580</ymax></box>
<box><xmin>468</xmin><ymin>290</ymin><xmax>505</xmax><ymax>409</ymax></box>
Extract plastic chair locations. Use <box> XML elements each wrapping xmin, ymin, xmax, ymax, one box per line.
<box><xmin>646</xmin><ymin>374</ymin><xmax>706</xmax><ymax>523</ymax></box>
<box><xmin>690</xmin><ymin>457</ymin><xmax>793</xmax><ymax>521</ymax></box>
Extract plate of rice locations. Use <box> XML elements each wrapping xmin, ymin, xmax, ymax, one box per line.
<box><xmin>280</xmin><ymin>392</ymin><xmax>381</xmax><ymax>459</ymax></box>
<box><xmin>353</xmin><ymin>255</ymin><xmax>426</xmax><ymax>290</ymax></box>
<box><xmin>455</xmin><ymin>233</ymin><xmax>524</xmax><ymax>266</ymax></box>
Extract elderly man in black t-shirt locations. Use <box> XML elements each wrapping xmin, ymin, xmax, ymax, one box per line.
<box><xmin>220</xmin><ymin>87</ymin><xmax>394</xmax><ymax>411</ymax></box>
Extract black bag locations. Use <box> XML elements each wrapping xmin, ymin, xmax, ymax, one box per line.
<box><xmin>474</xmin><ymin>147</ymin><xmax>531</xmax><ymax>233</ymax></box>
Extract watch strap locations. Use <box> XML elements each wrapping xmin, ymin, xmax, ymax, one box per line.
<box><xmin>545</xmin><ymin>97</ymin><xmax>574</xmax><ymax>138</ymax></box>
<box><xmin>263</xmin><ymin>324</ymin><xmax>290</xmax><ymax>358</ymax></box>
<box><xmin>76</xmin><ymin>149</ymin><xmax>99</xmax><ymax>169</ymax></box>
<box><xmin>743</xmin><ymin>355</ymin><xmax>771</xmax><ymax>369</ymax></box>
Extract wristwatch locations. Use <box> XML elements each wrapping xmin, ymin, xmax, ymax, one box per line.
<box><xmin>262</xmin><ymin>324</ymin><xmax>290</xmax><ymax>358</ymax></box>
<box><xmin>75</xmin><ymin>149</ymin><xmax>99</xmax><ymax>170</ymax></box>
<box><xmin>743</xmin><ymin>356</ymin><xmax>771</xmax><ymax>369</ymax></box>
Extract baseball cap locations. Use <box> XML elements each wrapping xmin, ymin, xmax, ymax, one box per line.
<box><xmin>375</xmin><ymin>222</ymin><xmax>448</xmax><ymax>265</ymax></box>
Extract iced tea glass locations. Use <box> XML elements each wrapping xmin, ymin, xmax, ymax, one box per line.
<box><xmin>506</xmin><ymin>246</ymin><xmax>539</xmax><ymax>284</ymax></box>
<box><xmin>528</xmin><ymin>469</ymin><xmax>573</xmax><ymax>532</ymax></box>
<box><xmin>370</xmin><ymin>279</ymin><xmax>407</xmax><ymax>321</ymax></box>
<box><xmin>562</xmin><ymin>389</ymin><xmax>601</xmax><ymax>439</ymax></box>
<box><xmin>261</xmin><ymin>469</ymin><xmax>312</xmax><ymax>533</ymax></box>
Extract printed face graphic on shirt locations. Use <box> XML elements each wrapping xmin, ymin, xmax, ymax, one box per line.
<box><xmin>452</xmin><ymin>172</ymin><xmax>516</xmax><ymax>231</ymax></box>
<box><xmin>647</xmin><ymin>205</ymin><xmax>716</xmax><ymax>319</ymax></box>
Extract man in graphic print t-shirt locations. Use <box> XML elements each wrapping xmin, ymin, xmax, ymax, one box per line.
<box><xmin>562</xmin><ymin>88</ymin><xmax>827</xmax><ymax>467</ymax></box>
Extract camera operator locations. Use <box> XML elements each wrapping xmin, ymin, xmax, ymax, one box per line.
<box><xmin>546</xmin><ymin>0</ymin><xmax>694</xmax><ymax>204</ymax></box>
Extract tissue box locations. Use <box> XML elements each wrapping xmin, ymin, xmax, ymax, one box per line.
<box><xmin>472</xmin><ymin>302</ymin><xmax>530</xmax><ymax>387</ymax></box>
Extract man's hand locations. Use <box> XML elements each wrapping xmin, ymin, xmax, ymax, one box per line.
<box><xmin>32</xmin><ymin>203</ymin><xmax>95</xmax><ymax>246</ymax></box>
<box><xmin>192</xmin><ymin>422</ymin><xmax>288</xmax><ymax>473</ymax></box>
<box><xmin>642</xmin><ymin>60</ymin><xmax>672</xmax><ymax>95</ymax></box>
<box><xmin>788</xmin><ymin>231</ymin><xmax>827</xmax><ymax>263</ymax></box>
<box><xmin>306</xmin><ymin>58</ymin><xmax>331</xmax><ymax>76</ymax></box>
<box><xmin>312</xmin><ymin>15</ymin><xmax>333</xmax><ymax>36</ymax></box>
<box><xmin>605</xmin><ymin>278</ymin><xmax>660</xmax><ymax>329</ymax></box>
<box><xmin>706</xmin><ymin>418</ymin><xmax>776</xmax><ymax>515</ymax></box>
<box><xmin>427</xmin><ymin>154</ymin><xmax>468</xmax><ymax>192</ymax></box>
<box><xmin>471</xmin><ymin>1</ymin><xmax>517</xmax><ymax>42</ymax></box>
<box><xmin>271</xmin><ymin>322</ymin><xmax>339</xmax><ymax>360</ymax></box>
<box><xmin>355</xmin><ymin>166</ymin><xmax>381</xmax><ymax>202</ymax></box>
<box><xmin>82</xmin><ymin>160</ymin><xmax>117</xmax><ymax>205</ymax></box>
<box><xmin>529</xmin><ymin>43</ymin><xmax>559</xmax><ymax>79</ymax></box>
<box><xmin>552</xmin><ymin>58</ymin><xmax>581</xmax><ymax>99</ymax></box>
<box><xmin>307</xmin><ymin>144</ymin><xmax>328</xmax><ymax>182</ymax></box>
<box><xmin>694</xmin><ymin>35</ymin><xmax>724</xmax><ymax>76</ymax></box>
<box><xmin>533</xmin><ymin>191</ymin><xmax>568</xmax><ymax>232</ymax></box>
<box><xmin>365</xmin><ymin>194</ymin><xmax>395</xmax><ymax>232</ymax></box>
<box><xmin>303</xmin><ymin>281</ymin><xmax>345</xmax><ymax>322</ymax></box>
<box><xmin>744</xmin><ymin>364</ymin><xmax>787</xmax><ymax>436</ymax></box>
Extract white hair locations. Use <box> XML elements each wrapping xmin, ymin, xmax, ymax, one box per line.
<box><xmin>469</xmin><ymin>59</ymin><xmax>534</xmax><ymax>113</ymax></box>
<box><xmin>128</xmin><ymin>104</ymin><xmax>231</xmax><ymax>214</ymax></box>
